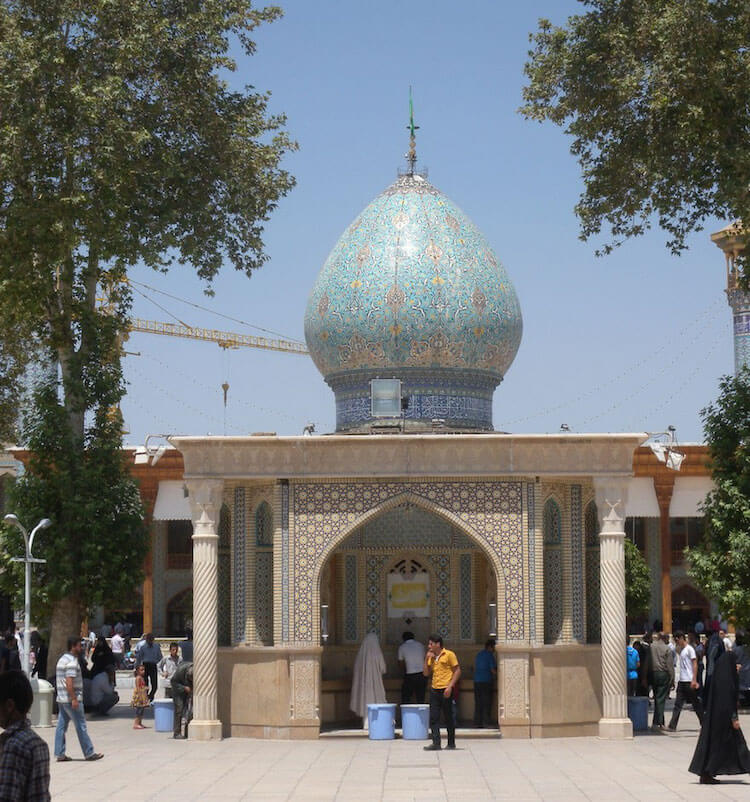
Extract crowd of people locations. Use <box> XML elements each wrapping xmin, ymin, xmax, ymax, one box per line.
<box><xmin>628</xmin><ymin>627</ymin><xmax>750</xmax><ymax>783</ymax></box>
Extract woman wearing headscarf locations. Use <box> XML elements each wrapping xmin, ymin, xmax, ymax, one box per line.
<box><xmin>90</xmin><ymin>635</ymin><xmax>116</xmax><ymax>677</ymax></box>
<box><xmin>689</xmin><ymin>650</ymin><xmax>750</xmax><ymax>784</ymax></box>
<box><xmin>350</xmin><ymin>632</ymin><xmax>387</xmax><ymax>727</ymax></box>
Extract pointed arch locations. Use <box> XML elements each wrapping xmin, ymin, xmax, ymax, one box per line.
<box><xmin>310</xmin><ymin>490</ymin><xmax>507</xmax><ymax>645</ymax></box>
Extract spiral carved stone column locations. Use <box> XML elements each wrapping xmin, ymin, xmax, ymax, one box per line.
<box><xmin>593</xmin><ymin>478</ymin><xmax>633</xmax><ymax>739</ymax></box>
<box><xmin>187</xmin><ymin>478</ymin><xmax>224</xmax><ymax>741</ymax></box>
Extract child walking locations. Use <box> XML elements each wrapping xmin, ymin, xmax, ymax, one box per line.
<box><xmin>131</xmin><ymin>664</ymin><xmax>149</xmax><ymax>729</ymax></box>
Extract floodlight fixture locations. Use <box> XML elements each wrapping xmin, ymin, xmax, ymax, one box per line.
<box><xmin>642</xmin><ymin>426</ymin><xmax>685</xmax><ymax>471</ymax></box>
<box><xmin>371</xmin><ymin>378</ymin><xmax>402</xmax><ymax>418</ymax></box>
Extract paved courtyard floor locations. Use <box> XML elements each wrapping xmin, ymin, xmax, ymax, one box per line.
<box><xmin>38</xmin><ymin>704</ymin><xmax>749</xmax><ymax>801</ymax></box>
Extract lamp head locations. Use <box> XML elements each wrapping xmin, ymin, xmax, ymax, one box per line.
<box><xmin>38</xmin><ymin>518</ymin><xmax>52</xmax><ymax>529</ymax></box>
<box><xmin>3</xmin><ymin>514</ymin><xmax>19</xmax><ymax>525</ymax></box>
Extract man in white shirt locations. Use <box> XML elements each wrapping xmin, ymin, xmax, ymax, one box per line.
<box><xmin>110</xmin><ymin>631</ymin><xmax>124</xmax><ymax>668</ymax></box>
<box><xmin>398</xmin><ymin>631</ymin><xmax>427</xmax><ymax>704</ymax></box>
<box><xmin>668</xmin><ymin>631</ymin><xmax>705</xmax><ymax>731</ymax></box>
<box><xmin>54</xmin><ymin>637</ymin><xmax>103</xmax><ymax>761</ymax></box>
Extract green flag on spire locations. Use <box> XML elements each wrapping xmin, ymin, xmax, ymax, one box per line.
<box><xmin>408</xmin><ymin>86</ymin><xmax>418</xmax><ymax>137</ymax></box>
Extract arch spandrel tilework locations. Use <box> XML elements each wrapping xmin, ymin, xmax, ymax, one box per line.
<box><xmin>290</xmin><ymin>479</ymin><xmax>524</xmax><ymax>643</ymax></box>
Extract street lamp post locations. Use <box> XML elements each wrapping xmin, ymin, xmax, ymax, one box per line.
<box><xmin>3</xmin><ymin>514</ymin><xmax>51</xmax><ymax>675</ymax></box>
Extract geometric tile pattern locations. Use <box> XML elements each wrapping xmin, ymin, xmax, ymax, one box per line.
<box><xmin>584</xmin><ymin>500</ymin><xmax>601</xmax><ymax>644</ymax></box>
<box><xmin>217</xmin><ymin>504</ymin><xmax>231</xmax><ymax>647</ymax></box>
<box><xmin>339</xmin><ymin>503</ymin><xmax>478</xmax><ymax>550</ymax></box>
<box><xmin>344</xmin><ymin>555</ymin><xmax>358</xmax><ymax>642</ymax></box>
<box><xmin>232</xmin><ymin>487</ymin><xmax>246</xmax><ymax>644</ymax></box>
<box><xmin>527</xmin><ymin>483</ymin><xmax>537</xmax><ymax>642</ymax></box>
<box><xmin>570</xmin><ymin>485</ymin><xmax>584</xmax><ymax>643</ymax></box>
<box><xmin>544</xmin><ymin>546</ymin><xmax>563</xmax><ymax>644</ymax></box>
<box><xmin>255</xmin><ymin>501</ymin><xmax>273</xmax><ymax>546</ymax></box>
<box><xmin>428</xmin><ymin>554</ymin><xmax>451</xmax><ymax>639</ymax></box>
<box><xmin>281</xmin><ymin>481</ymin><xmax>289</xmax><ymax>643</ymax></box>
<box><xmin>291</xmin><ymin>479</ymin><xmax>524</xmax><ymax>642</ymax></box>
<box><xmin>729</xmin><ymin>289</ymin><xmax>750</xmax><ymax>373</ymax></box>
<box><xmin>543</xmin><ymin>497</ymin><xmax>563</xmax><ymax>644</ymax></box>
<box><xmin>365</xmin><ymin>555</ymin><xmax>387</xmax><ymax>637</ymax></box>
<box><xmin>543</xmin><ymin>497</ymin><xmax>561</xmax><ymax>544</ymax></box>
<box><xmin>459</xmin><ymin>553</ymin><xmax>472</xmax><ymax>640</ymax></box>
<box><xmin>255</xmin><ymin>551</ymin><xmax>273</xmax><ymax>645</ymax></box>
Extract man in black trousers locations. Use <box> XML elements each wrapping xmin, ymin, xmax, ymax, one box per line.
<box><xmin>423</xmin><ymin>633</ymin><xmax>461</xmax><ymax>751</ymax></box>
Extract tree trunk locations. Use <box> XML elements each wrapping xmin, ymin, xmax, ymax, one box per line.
<box><xmin>48</xmin><ymin>596</ymin><xmax>84</xmax><ymax>678</ymax></box>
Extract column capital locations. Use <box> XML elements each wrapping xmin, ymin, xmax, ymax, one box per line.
<box><xmin>185</xmin><ymin>478</ymin><xmax>224</xmax><ymax>510</ymax></box>
<box><xmin>186</xmin><ymin>479</ymin><xmax>224</xmax><ymax>540</ymax></box>
<box><xmin>592</xmin><ymin>477</ymin><xmax>628</xmax><ymax>534</ymax></box>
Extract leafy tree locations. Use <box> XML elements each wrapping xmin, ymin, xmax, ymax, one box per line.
<box><xmin>1</xmin><ymin>384</ymin><xmax>146</xmax><ymax>643</ymax></box>
<box><xmin>521</xmin><ymin>1</ymin><xmax>750</xmax><ymax>264</ymax></box>
<box><xmin>687</xmin><ymin>369</ymin><xmax>750</xmax><ymax>627</ymax></box>
<box><xmin>625</xmin><ymin>536</ymin><xmax>651</xmax><ymax>623</ymax></box>
<box><xmin>0</xmin><ymin>1</ymin><xmax>295</xmax><ymax>659</ymax></box>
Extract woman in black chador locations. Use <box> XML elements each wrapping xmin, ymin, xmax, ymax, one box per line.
<box><xmin>689</xmin><ymin>650</ymin><xmax>750</xmax><ymax>784</ymax></box>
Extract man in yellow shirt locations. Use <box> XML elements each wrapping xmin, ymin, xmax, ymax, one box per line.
<box><xmin>423</xmin><ymin>633</ymin><xmax>461</xmax><ymax>750</ymax></box>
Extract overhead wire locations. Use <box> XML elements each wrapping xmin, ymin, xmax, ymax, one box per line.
<box><xmin>126</xmin><ymin>277</ymin><xmax>305</xmax><ymax>344</ymax></box>
<box><xmin>496</xmin><ymin>296</ymin><xmax>725</xmax><ymax>428</ymax></box>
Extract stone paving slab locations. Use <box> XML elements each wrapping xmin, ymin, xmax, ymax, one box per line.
<box><xmin>34</xmin><ymin>703</ymin><xmax>749</xmax><ymax>801</ymax></box>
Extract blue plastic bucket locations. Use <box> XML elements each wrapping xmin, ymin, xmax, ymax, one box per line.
<box><xmin>367</xmin><ymin>703</ymin><xmax>397</xmax><ymax>740</ymax></box>
<box><xmin>153</xmin><ymin>699</ymin><xmax>174</xmax><ymax>732</ymax></box>
<box><xmin>627</xmin><ymin>696</ymin><xmax>648</xmax><ymax>731</ymax></box>
<box><xmin>401</xmin><ymin>704</ymin><xmax>429</xmax><ymax>740</ymax></box>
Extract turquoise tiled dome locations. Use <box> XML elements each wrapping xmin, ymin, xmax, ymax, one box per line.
<box><xmin>304</xmin><ymin>172</ymin><xmax>522</xmax><ymax>431</ymax></box>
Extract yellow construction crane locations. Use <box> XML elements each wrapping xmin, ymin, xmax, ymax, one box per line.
<box><xmin>127</xmin><ymin>318</ymin><xmax>308</xmax><ymax>355</ymax></box>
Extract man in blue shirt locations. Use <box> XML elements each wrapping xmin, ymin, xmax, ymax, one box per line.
<box><xmin>136</xmin><ymin>633</ymin><xmax>163</xmax><ymax>702</ymax></box>
<box><xmin>473</xmin><ymin>638</ymin><xmax>497</xmax><ymax>727</ymax></box>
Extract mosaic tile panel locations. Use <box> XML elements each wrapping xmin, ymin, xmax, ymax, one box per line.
<box><xmin>291</xmin><ymin>480</ymin><xmax>524</xmax><ymax>642</ymax></box>
<box><xmin>543</xmin><ymin>498</ymin><xmax>561</xmax><ymax>544</ymax></box>
<box><xmin>527</xmin><ymin>483</ymin><xmax>536</xmax><ymax>642</ymax></box>
<box><xmin>570</xmin><ymin>485</ymin><xmax>584</xmax><ymax>643</ymax></box>
<box><xmin>217</xmin><ymin>505</ymin><xmax>231</xmax><ymax>647</ymax></box>
<box><xmin>256</xmin><ymin>501</ymin><xmax>273</xmax><ymax>546</ymax></box>
<box><xmin>585</xmin><ymin>546</ymin><xmax>601</xmax><ymax>643</ymax></box>
<box><xmin>303</xmin><ymin>173</ymin><xmax>523</xmax><ymax>431</ymax></box>
<box><xmin>281</xmin><ymin>481</ymin><xmax>289</xmax><ymax>643</ymax></box>
<box><xmin>365</xmin><ymin>556</ymin><xmax>386</xmax><ymax>637</ymax></box>
<box><xmin>232</xmin><ymin>488</ymin><xmax>246</xmax><ymax>644</ymax></box>
<box><xmin>342</xmin><ymin>503</ymin><xmax>480</xmax><ymax>551</ymax></box>
<box><xmin>729</xmin><ymin>288</ymin><xmax>750</xmax><ymax>373</ymax></box>
<box><xmin>544</xmin><ymin>547</ymin><xmax>563</xmax><ymax>644</ymax></box>
<box><xmin>459</xmin><ymin>553</ymin><xmax>472</xmax><ymax>640</ymax></box>
<box><xmin>255</xmin><ymin>551</ymin><xmax>273</xmax><ymax>645</ymax></box>
<box><xmin>585</xmin><ymin>501</ymin><xmax>599</xmax><ymax>547</ymax></box>
<box><xmin>428</xmin><ymin>554</ymin><xmax>451</xmax><ymax>639</ymax></box>
<box><xmin>344</xmin><ymin>555</ymin><xmax>358</xmax><ymax>642</ymax></box>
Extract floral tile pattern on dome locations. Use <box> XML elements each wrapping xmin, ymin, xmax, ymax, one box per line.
<box><xmin>303</xmin><ymin>172</ymin><xmax>523</xmax><ymax>431</ymax></box>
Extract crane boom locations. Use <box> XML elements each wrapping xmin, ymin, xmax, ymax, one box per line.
<box><xmin>129</xmin><ymin>318</ymin><xmax>309</xmax><ymax>355</ymax></box>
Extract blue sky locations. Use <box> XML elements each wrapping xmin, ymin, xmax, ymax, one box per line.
<box><xmin>121</xmin><ymin>1</ymin><xmax>732</xmax><ymax>446</ymax></box>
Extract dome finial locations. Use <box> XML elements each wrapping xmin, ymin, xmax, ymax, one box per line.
<box><xmin>406</xmin><ymin>86</ymin><xmax>419</xmax><ymax>175</ymax></box>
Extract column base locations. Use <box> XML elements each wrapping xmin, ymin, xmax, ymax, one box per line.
<box><xmin>189</xmin><ymin>720</ymin><xmax>223</xmax><ymax>741</ymax></box>
<box><xmin>598</xmin><ymin>717</ymin><xmax>633</xmax><ymax>740</ymax></box>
